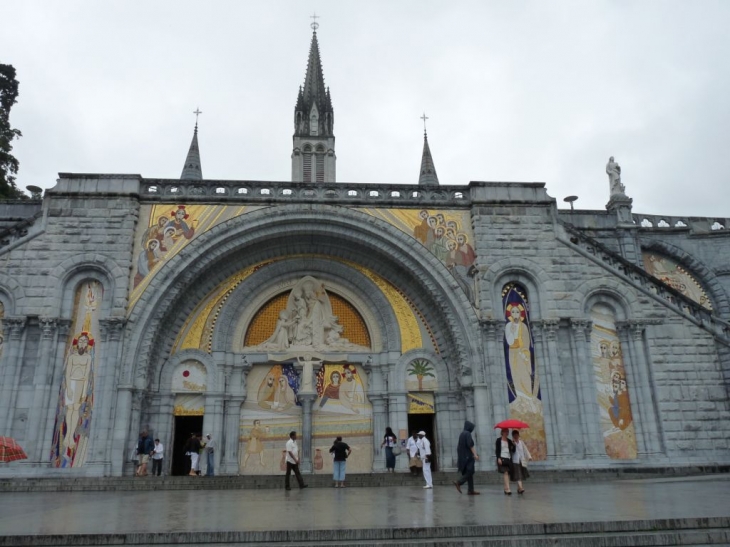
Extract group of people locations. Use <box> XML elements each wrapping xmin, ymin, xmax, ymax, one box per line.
<box><xmin>183</xmin><ymin>433</ymin><xmax>216</xmax><ymax>477</ymax></box>
<box><xmin>453</xmin><ymin>424</ymin><xmax>532</xmax><ymax>496</ymax></box>
<box><xmin>133</xmin><ymin>430</ymin><xmax>216</xmax><ymax>477</ymax></box>
<box><xmin>134</xmin><ymin>430</ymin><xmax>164</xmax><ymax>477</ymax></box>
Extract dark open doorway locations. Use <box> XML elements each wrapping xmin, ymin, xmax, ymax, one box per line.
<box><xmin>407</xmin><ymin>413</ymin><xmax>437</xmax><ymax>471</ymax></box>
<box><xmin>171</xmin><ymin>415</ymin><xmax>203</xmax><ymax>476</ymax></box>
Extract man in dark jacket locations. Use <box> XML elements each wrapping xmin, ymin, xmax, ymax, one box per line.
<box><xmin>135</xmin><ymin>430</ymin><xmax>154</xmax><ymax>477</ymax></box>
<box><xmin>453</xmin><ymin>420</ymin><xmax>480</xmax><ymax>495</ymax></box>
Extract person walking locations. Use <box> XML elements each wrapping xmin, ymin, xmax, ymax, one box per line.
<box><xmin>380</xmin><ymin>427</ymin><xmax>397</xmax><ymax>473</ymax></box>
<box><xmin>151</xmin><ymin>438</ymin><xmax>164</xmax><ymax>477</ymax></box>
<box><xmin>135</xmin><ymin>430</ymin><xmax>154</xmax><ymax>477</ymax></box>
<box><xmin>417</xmin><ymin>431</ymin><xmax>433</xmax><ymax>489</ymax></box>
<box><xmin>204</xmin><ymin>434</ymin><xmax>216</xmax><ymax>477</ymax></box>
<box><xmin>284</xmin><ymin>431</ymin><xmax>308</xmax><ymax>490</ymax></box>
<box><xmin>511</xmin><ymin>430</ymin><xmax>532</xmax><ymax>494</ymax></box>
<box><xmin>406</xmin><ymin>431</ymin><xmax>421</xmax><ymax>477</ymax></box>
<box><xmin>495</xmin><ymin>428</ymin><xmax>516</xmax><ymax>495</ymax></box>
<box><xmin>453</xmin><ymin>420</ymin><xmax>480</xmax><ymax>495</ymax></box>
<box><xmin>329</xmin><ymin>436</ymin><xmax>352</xmax><ymax>487</ymax></box>
<box><xmin>184</xmin><ymin>433</ymin><xmax>202</xmax><ymax>476</ymax></box>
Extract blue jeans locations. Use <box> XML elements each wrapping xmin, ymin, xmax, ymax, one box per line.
<box><xmin>333</xmin><ymin>460</ymin><xmax>346</xmax><ymax>481</ymax></box>
<box><xmin>206</xmin><ymin>452</ymin><xmax>214</xmax><ymax>476</ymax></box>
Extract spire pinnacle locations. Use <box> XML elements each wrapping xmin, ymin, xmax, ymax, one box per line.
<box><xmin>310</xmin><ymin>12</ymin><xmax>320</xmax><ymax>31</ymax></box>
<box><xmin>418</xmin><ymin>115</ymin><xmax>439</xmax><ymax>186</ymax></box>
<box><xmin>180</xmin><ymin>112</ymin><xmax>203</xmax><ymax>180</ymax></box>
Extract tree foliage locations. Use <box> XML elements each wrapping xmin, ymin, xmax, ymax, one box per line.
<box><xmin>0</xmin><ymin>64</ymin><xmax>23</xmax><ymax>199</ymax></box>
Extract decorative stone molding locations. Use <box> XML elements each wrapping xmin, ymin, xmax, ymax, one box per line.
<box><xmin>3</xmin><ymin>317</ymin><xmax>27</xmax><ymax>339</ymax></box>
<box><xmin>99</xmin><ymin>317</ymin><xmax>126</xmax><ymax>342</ymax></box>
<box><xmin>39</xmin><ymin>317</ymin><xmax>59</xmax><ymax>340</ymax></box>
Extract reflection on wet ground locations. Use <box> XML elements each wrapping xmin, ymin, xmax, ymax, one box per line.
<box><xmin>1</xmin><ymin>475</ymin><xmax>728</xmax><ymax>536</ymax></box>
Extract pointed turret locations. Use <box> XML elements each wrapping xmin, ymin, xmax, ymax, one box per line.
<box><xmin>292</xmin><ymin>23</ymin><xmax>336</xmax><ymax>183</ymax></box>
<box><xmin>418</xmin><ymin>131</ymin><xmax>440</xmax><ymax>186</ymax></box>
<box><xmin>180</xmin><ymin>123</ymin><xmax>203</xmax><ymax>180</ymax></box>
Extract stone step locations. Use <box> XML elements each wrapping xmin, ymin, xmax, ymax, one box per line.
<box><xmin>2</xmin><ymin>466</ymin><xmax>728</xmax><ymax>492</ymax></box>
<box><xmin>2</xmin><ymin>517</ymin><xmax>728</xmax><ymax>547</ymax></box>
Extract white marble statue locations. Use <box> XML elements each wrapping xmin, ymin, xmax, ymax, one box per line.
<box><xmin>606</xmin><ymin>156</ymin><xmax>626</xmax><ymax>196</ymax></box>
<box><xmin>251</xmin><ymin>276</ymin><xmax>370</xmax><ymax>352</ymax></box>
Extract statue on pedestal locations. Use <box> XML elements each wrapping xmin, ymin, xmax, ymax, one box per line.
<box><xmin>606</xmin><ymin>156</ymin><xmax>626</xmax><ymax>196</ymax></box>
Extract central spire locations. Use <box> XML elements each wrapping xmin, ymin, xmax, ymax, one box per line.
<box><xmin>180</xmin><ymin>110</ymin><xmax>203</xmax><ymax>180</ymax></box>
<box><xmin>418</xmin><ymin>113</ymin><xmax>439</xmax><ymax>186</ymax></box>
<box><xmin>292</xmin><ymin>18</ymin><xmax>336</xmax><ymax>183</ymax></box>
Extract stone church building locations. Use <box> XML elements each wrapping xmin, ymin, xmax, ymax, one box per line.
<box><xmin>1</xmin><ymin>29</ymin><xmax>729</xmax><ymax>477</ymax></box>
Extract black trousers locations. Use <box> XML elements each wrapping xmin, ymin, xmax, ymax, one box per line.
<box><xmin>152</xmin><ymin>458</ymin><xmax>163</xmax><ymax>476</ymax></box>
<box><xmin>457</xmin><ymin>459</ymin><xmax>475</xmax><ymax>492</ymax></box>
<box><xmin>285</xmin><ymin>462</ymin><xmax>304</xmax><ymax>489</ymax></box>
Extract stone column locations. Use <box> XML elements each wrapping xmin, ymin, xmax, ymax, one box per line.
<box><xmin>531</xmin><ymin>321</ymin><xmax>557</xmax><ymax>457</ymax></box>
<box><xmin>157</xmin><ymin>394</ymin><xmax>175</xmax><ymax>474</ymax></box>
<box><xmin>25</xmin><ymin>318</ymin><xmax>59</xmax><ymax>462</ymax></box>
<box><xmin>370</xmin><ymin>394</ymin><xmax>387</xmax><ymax>471</ymax></box>
<box><xmin>434</xmin><ymin>391</ymin><xmax>454</xmax><ymax>470</ymax></box>
<box><xmin>388</xmin><ymin>391</ymin><xmax>409</xmax><ymax>470</ymax></box>
<box><xmin>543</xmin><ymin>320</ymin><xmax>572</xmax><ymax>457</ymax></box>
<box><xmin>570</xmin><ymin>319</ymin><xmax>606</xmax><ymax>458</ymax></box>
<box><xmin>471</xmin><ymin>384</ymin><xmax>491</xmax><ymax>466</ymax></box>
<box><xmin>298</xmin><ymin>394</ymin><xmax>316</xmax><ymax>473</ymax></box>
<box><xmin>221</xmin><ymin>396</ymin><xmax>245</xmax><ymax>475</ymax></box>
<box><xmin>39</xmin><ymin>319</ymin><xmax>72</xmax><ymax>464</ymax></box>
<box><xmin>86</xmin><ymin>317</ymin><xmax>125</xmax><ymax>472</ymax></box>
<box><xmin>110</xmin><ymin>386</ymin><xmax>134</xmax><ymax>476</ymax></box>
<box><xmin>0</xmin><ymin>317</ymin><xmax>27</xmax><ymax>432</ymax></box>
<box><xmin>617</xmin><ymin>322</ymin><xmax>650</xmax><ymax>457</ymax></box>
<box><xmin>482</xmin><ymin>320</ymin><xmax>508</xmax><ymax>423</ymax></box>
<box><xmin>623</xmin><ymin>321</ymin><xmax>662</xmax><ymax>457</ymax></box>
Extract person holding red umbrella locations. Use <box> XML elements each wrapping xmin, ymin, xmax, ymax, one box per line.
<box><xmin>495</xmin><ymin>428</ymin><xmax>516</xmax><ymax>495</ymax></box>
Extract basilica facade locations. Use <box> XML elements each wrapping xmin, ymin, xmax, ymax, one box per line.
<box><xmin>0</xmin><ymin>30</ymin><xmax>729</xmax><ymax>477</ymax></box>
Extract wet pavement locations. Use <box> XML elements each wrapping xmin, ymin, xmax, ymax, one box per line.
<box><xmin>0</xmin><ymin>475</ymin><xmax>728</xmax><ymax>536</ymax></box>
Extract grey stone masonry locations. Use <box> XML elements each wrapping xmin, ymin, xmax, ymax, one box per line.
<box><xmin>0</xmin><ymin>173</ymin><xmax>728</xmax><ymax>477</ymax></box>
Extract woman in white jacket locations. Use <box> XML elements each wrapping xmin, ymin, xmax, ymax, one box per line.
<box><xmin>511</xmin><ymin>430</ymin><xmax>532</xmax><ymax>494</ymax></box>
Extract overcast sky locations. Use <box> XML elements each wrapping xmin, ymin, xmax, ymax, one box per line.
<box><xmin>2</xmin><ymin>1</ymin><xmax>729</xmax><ymax>216</ymax></box>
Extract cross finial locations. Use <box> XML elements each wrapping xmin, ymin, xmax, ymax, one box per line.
<box><xmin>193</xmin><ymin>107</ymin><xmax>202</xmax><ymax>128</ymax></box>
<box><xmin>310</xmin><ymin>12</ymin><xmax>320</xmax><ymax>31</ymax></box>
<box><xmin>420</xmin><ymin>112</ymin><xmax>429</xmax><ymax>135</ymax></box>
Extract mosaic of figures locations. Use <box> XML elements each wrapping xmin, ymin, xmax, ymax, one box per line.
<box><xmin>590</xmin><ymin>305</ymin><xmax>637</xmax><ymax>459</ymax></box>
<box><xmin>361</xmin><ymin>209</ymin><xmax>478</xmax><ymax>305</ymax></box>
<box><xmin>129</xmin><ymin>204</ymin><xmax>262</xmax><ymax>312</ymax></box>
<box><xmin>51</xmin><ymin>280</ymin><xmax>103</xmax><ymax>468</ymax></box>
<box><xmin>502</xmin><ymin>283</ymin><xmax>547</xmax><ymax>460</ymax></box>
<box><xmin>240</xmin><ymin>363</ymin><xmax>372</xmax><ymax>475</ymax></box>
<box><xmin>642</xmin><ymin>253</ymin><xmax>712</xmax><ymax>310</ymax></box>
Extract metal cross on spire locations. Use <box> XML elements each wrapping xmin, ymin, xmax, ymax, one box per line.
<box><xmin>420</xmin><ymin>112</ymin><xmax>429</xmax><ymax>135</ymax></box>
<box><xmin>310</xmin><ymin>12</ymin><xmax>320</xmax><ymax>31</ymax></box>
<box><xmin>193</xmin><ymin>107</ymin><xmax>202</xmax><ymax>128</ymax></box>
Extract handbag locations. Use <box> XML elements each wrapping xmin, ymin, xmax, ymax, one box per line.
<box><xmin>392</xmin><ymin>444</ymin><xmax>402</xmax><ymax>456</ymax></box>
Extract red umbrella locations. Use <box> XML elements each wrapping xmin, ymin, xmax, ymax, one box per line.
<box><xmin>494</xmin><ymin>419</ymin><xmax>529</xmax><ymax>430</ymax></box>
<box><xmin>0</xmin><ymin>437</ymin><xmax>27</xmax><ymax>463</ymax></box>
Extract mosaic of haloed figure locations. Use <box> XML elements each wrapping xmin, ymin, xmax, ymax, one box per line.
<box><xmin>240</xmin><ymin>363</ymin><xmax>301</xmax><ymax>474</ymax></box>
<box><xmin>51</xmin><ymin>280</ymin><xmax>103</xmax><ymax>467</ymax></box>
<box><xmin>590</xmin><ymin>304</ymin><xmax>638</xmax><ymax>459</ymax></box>
<box><xmin>502</xmin><ymin>283</ymin><xmax>547</xmax><ymax>460</ymax></box>
<box><xmin>312</xmin><ymin>364</ymin><xmax>373</xmax><ymax>474</ymax></box>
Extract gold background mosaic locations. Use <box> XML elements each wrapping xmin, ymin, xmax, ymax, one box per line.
<box><xmin>244</xmin><ymin>291</ymin><xmax>371</xmax><ymax>347</ymax></box>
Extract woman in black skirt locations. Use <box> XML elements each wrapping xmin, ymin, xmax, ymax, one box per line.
<box><xmin>495</xmin><ymin>428</ymin><xmax>516</xmax><ymax>494</ymax></box>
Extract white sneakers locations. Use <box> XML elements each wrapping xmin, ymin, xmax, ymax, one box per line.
<box><xmin>423</xmin><ymin>485</ymin><xmax>433</xmax><ymax>489</ymax></box>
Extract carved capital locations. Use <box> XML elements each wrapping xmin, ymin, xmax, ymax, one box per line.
<box><xmin>3</xmin><ymin>316</ymin><xmax>27</xmax><ymax>339</ymax></box>
<box><xmin>56</xmin><ymin>318</ymin><xmax>73</xmax><ymax>338</ymax></box>
<box><xmin>570</xmin><ymin>319</ymin><xmax>593</xmax><ymax>339</ymax></box>
<box><xmin>542</xmin><ymin>319</ymin><xmax>560</xmax><ymax>341</ymax></box>
<box><xmin>99</xmin><ymin>317</ymin><xmax>126</xmax><ymax>341</ymax></box>
<box><xmin>479</xmin><ymin>318</ymin><xmax>503</xmax><ymax>336</ymax></box>
<box><xmin>39</xmin><ymin>317</ymin><xmax>59</xmax><ymax>340</ymax></box>
<box><xmin>462</xmin><ymin>387</ymin><xmax>474</xmax><ymax>408</ymax></box>
<box><xmin>616</xmin><ymin>320</ymin><xmax>645</xmax><ymax>339</ymax></box>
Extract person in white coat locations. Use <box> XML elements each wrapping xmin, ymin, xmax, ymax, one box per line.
<box><xmin>406</xmin><ymin>431</ymin><xmax>421</xmax><ymax>476</ymax></box>
<box><xmin>417</xmin><ymin>431</ymin><xmax>433</xmax><ymax>489</ymax></box>
<box><xmin>511</xmin><ymin>429</ymin><xmax>532</xmax><ymax>494</ymax></box>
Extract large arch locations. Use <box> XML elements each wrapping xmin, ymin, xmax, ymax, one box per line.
<box><xmin>122</xmin><ymin>204</ymin><xmax>482</xmax><ymax>391</ymax></box>
<box><xmin>639</xmin><ymin>238</ymin><xmax>730</xmax><ymax>316</ymax></box>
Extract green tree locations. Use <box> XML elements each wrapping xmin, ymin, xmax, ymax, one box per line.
<box><xmin>407</xmin><ymin>359</ymin><xmax>436</xmax><ymax>391</ymax></box>
<box><xmin>0</xmin><ymin>64</ymin><xmax>23</xmax><ymax>199</ymax></box>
